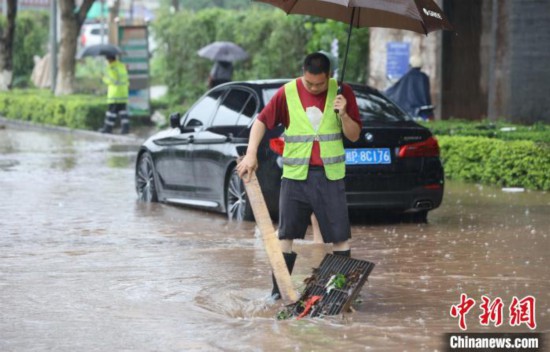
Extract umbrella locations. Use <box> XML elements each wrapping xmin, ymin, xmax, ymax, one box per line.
<box><xmin>197</xmin><ymin>41</ymin><xmax>249</xmax><ymax>62</ymax></box>
<box><xmin>254</xmin><ymin>0</ymin><xmax>453</xmax><ymax>84</ymax></box>
<box><xmin>76</xmin><ymin>44</ymin><xmax>124</xmax><ymax>59</ymax></box>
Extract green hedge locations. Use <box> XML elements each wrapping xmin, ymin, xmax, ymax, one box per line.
<box><xmin>438</xmin><ymin>136</ymin><xmax>550</xmax><ymax>191</ymax></box>
<box><xmin>0</xmin><ymin>89</ymin><xmax>105</xmax><ymax>129</ymax></box>
<box><xmin>422</xmin><ymin>119</ymin><xmax>550</xmax><ymax>143</ymax></box>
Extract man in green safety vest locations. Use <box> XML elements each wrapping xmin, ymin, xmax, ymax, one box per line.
<box><xmin>98</xmin><ymin>55</ymin><xmax>130</xmax><ymax>134</ymax></box>
<box><xmin>237</xmin><ymin>52</ymin><xmax>362</xmax><ymax>300</ymax></box>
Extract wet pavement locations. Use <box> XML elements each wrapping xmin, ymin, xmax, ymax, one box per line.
<box><xmin>1</xmin><ymin>123</ymin><xmax>549</xmax><ymax>351</ymax></box>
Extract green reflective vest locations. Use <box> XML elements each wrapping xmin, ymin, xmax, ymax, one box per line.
<box><xmin>103</xmin><ymin>60</ymin><xmax>129</xmax><ymax>104</ymax></box>
<box><xmin>282</xmin><ymin>78</ymin><xmax>346</xmax><ymax>180</ymax></box>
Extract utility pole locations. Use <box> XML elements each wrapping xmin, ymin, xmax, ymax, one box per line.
<box><xmin>50</xmin><ymin>0</ymin><xmax>57</xmax><ymax>93</ymax></box>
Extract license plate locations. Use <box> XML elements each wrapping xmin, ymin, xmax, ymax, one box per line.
<box><xmin>345</xmin><ymin>148</ymin><xmax>391</xmax><ymax>165</ymax></box>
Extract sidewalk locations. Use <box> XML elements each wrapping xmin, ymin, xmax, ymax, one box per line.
<box><xmin>0</xmin><ymin>116</ymin><xmax>156</xmax><ymax>143</ymax></box>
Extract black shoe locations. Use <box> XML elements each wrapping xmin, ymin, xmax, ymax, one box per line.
<box><xmin>98</xmin><ymin>126</ymin><xmax>112</xmax><ymax>134</ymax></box>
<box><xmin>333</xmin><ymin>250</ymin><xmax>351</xmax><ymax>257</ymax></box>
<box><xmin>120</xmin><ymin>124</ymin><xmax>130</xmax><ymax>135</ymax></box>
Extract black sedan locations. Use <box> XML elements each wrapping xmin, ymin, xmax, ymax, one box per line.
<box><xmin>135</xmin><ymin>79</ymin><xmax>444</xmax><ymax>222</ymax></box>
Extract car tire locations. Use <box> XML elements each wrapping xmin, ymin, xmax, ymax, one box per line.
<box><xmin>226</xmin><ymin>168</ymin><xmax>254</xmax><ymax>221</ymax></box>
<box><xmin>136</xmin><ymin>152</ymin><xmax>158</xmax><ymax>202</ymax></box>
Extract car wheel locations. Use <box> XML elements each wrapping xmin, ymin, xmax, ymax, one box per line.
<box><xmin>226</xmin><ymin>168</ymin><xmax>254</xmax><ymax>221</ymax></box>
<box><xmin>136</xmin><ymin>152</ymin><xmax>158</xmax><ymax>202</ymax></box>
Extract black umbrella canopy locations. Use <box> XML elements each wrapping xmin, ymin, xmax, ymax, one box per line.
<box><xmin>254</xmin><ymin>0</ymin><xmax>453</xmax><ymax>82</ymax></box>
<box><xmin>76</xmin><ymin>44</ymin><xmax>124</xmax><ymax>59</ymax></box>
<box><xmin>197</xmin><ymin>41</ymin><xmax>249</xmax><ymax>62</ymax></box>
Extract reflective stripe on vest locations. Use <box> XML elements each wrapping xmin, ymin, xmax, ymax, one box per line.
<box><xmin>103</xmin><ymin>61</ymin><xmax>129</xmax><ymax>104</ymax></box>
<box><xmin>282</xmin><ymin>78</ymin><xmax>346</xmax><ymax>180</ymax></box>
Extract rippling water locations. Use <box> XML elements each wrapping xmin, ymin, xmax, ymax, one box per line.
<box><xmin>0</xmin><ymin>125</ymin><xmax>548</xmax><ymax>351</ymax></box>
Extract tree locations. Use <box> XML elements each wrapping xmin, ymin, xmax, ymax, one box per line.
<box><xmin>0</xmin><ymin>0</ymin><xmax>17</xmax><ymax>90</ymax></box>
<box><xmin>55</xmin><ymin>0</ymin><xmax>95</xmax><ymax>95</ymax></box>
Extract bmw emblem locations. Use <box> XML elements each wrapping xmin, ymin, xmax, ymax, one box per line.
<box><xmin>364</xmin><ymin>132</ymin><xmax>374</xmax><ymax>142</ymax></box>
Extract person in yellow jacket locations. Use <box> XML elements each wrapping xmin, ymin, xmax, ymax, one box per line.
<box><xmin>236</xmin><ymin>53</ymin><xmax>362</xmax><ymax>300</ymax></box>
<box><xmin>99</xmin><ymin>55</ymin><xmax>130</xmax><ymax>134</ymax></box>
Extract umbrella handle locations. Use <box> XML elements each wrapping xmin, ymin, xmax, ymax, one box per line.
<box><xmin>334</xmin><ymin>84</ymin><xmax>343</xmax><ymax>114</ymax></box>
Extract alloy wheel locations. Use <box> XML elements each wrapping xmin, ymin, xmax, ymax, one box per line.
<box><xmin>226</xmin><ymin>169</ymin><xmax>250</xmax><ymax>221</ymax></box>
<box><xmin>136</xmin><ymin>153</ymin><xmax>158</xmax><ymax>202</ymax></box>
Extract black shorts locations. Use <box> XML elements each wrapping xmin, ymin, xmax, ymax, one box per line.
<box><xmin>278</xmin><ymin>168</ymin><xmax>351</xmax><ymax>244</ymax></box>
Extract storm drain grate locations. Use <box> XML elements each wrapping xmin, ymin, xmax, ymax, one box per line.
<box><xmin>280</xmin><ymin>254</ymin><xmax>375</xmax><ymax>319</ymax></box>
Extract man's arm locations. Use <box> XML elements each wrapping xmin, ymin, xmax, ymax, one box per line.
<box><xmin>339</xmin><ymin>109</ymin><xmax>361</xmax><ymax>142</ymax></box>
<box><xmin>236</xmin><ymin>119</ymin><xmax>267</xmax><ymax>182</ymax></box>
<box><xmin>333</xmin><ymin>92</ymin><xmax>361</xmax><ymax>142</ymax></box>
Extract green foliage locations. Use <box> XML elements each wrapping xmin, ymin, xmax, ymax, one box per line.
<box><xmin>0</xmin><ymin>89</ymin><xmax>105</xmax><ymax>129</ymax></box>
<box><xmin>421</xmin><ymin>119</ymin><xmax>550</xmax><ymax>144</ymax></box>
<box><xmin>150</xmin><ymin>7</ymin><xmax>368</xmax><ymax>107</ymax></box>
<box><xmin>172</xmin><ymin>0</ymin><xmax>251</xmax><ymax>11</ymax></box>
<box><xmin>438</xmin><ymin>136</ymin><xmax>550</xmax><ymax>191</ymax></box>
<box><xmin>306</xmin><ymin>20</ymin><xmax>369</xmax><ymax>83</ymax></box>
<box><xmin>0</xmin><ymin>11</ymin><xmax>50</xmax><ymax>87</ymax></box>
<box><xmin>75</xmin><ymin>57</ymin><xmax>107</xmax><ymax>94</ymax></box>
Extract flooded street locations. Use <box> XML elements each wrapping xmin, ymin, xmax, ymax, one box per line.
<box><xmin>1</xmin><ymin>124</ymin><xmax>548</xmax><ymax>351</ymax></box>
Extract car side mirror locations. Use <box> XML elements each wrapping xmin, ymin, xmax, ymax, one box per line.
<box><xmin>169</xmin><ymin>112</ymin><xmax>181</xmax><ymax>129</ymax></box>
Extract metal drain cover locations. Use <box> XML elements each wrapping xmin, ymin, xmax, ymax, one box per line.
<box><xmin>281</xmin><ymin>254</ymin><xmax>375</xmax><ymax>319</ymax></box>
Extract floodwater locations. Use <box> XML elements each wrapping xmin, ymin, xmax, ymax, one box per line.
<box><xmin>0</xmin><ymin>124</ymin><xmax>548</xmax><ymax>351</ymax></box>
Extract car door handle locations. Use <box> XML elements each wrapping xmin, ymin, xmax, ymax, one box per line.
<box><xmin>153</xmin><ymin>136</ymin><xmax>194</xmax><ymax>146</ymax></box>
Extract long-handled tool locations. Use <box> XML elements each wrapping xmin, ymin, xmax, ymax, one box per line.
<box><xmin>243</xmin><ymin>173</ymin><xmax>298</xmax><ymax>303</ymax></box>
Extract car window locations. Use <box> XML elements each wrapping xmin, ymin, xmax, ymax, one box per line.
<box><xmin>262</xmin><ymin>88</ymin><xmax>279</xmax><ymax>106</ymax></box>
<box><xmin>354</xmin><ymin>90</ymin><xmax>410</xmax><ymax>122</ymax></box>
<box><xmin>237</xmin><ymin>95</ymin><xmax>258</xmax><ymax>125</ymax></box>
<box><xmin>184</xmin><ymin>90</ymin><xmax>223</xmax><ymax>128</ymax></box>
<box><xmin>90</xmin><ymin>28</ymin><xmax>108</xmax><ymax>35</ymax></box>
<box><xmin>211</xmin><ymin>89</ymin><xmax>256</xmax><ymax>127</ymax></box>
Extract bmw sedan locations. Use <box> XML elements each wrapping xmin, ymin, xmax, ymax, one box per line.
<box><xmin>135</xmin><ymin>79</ymin><xmax>444</xmax><ymax>222</ymax></box>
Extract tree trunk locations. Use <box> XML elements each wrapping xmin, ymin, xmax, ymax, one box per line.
<box><xmin>54</xmin><ymin>0</ymin><xmax>95</xmax><ymax>96</ymax></box>
<box><xmin>0</xmin><ymin>0</ymin><xmax>17</xmax><ymax>91</ymax></box>
<box><xmin>108</xmin><ymin>0</ymin><xmax>120</xmax><ymax>44</ymax></box>
<box><xmin>171</xmin><ymin>0</ymin><xmax>179</xmax><ymax>12</ymax></box>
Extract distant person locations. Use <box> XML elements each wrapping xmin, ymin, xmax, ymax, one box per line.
<box><xmin>99</xmin><ymin>54</ymin><xmax>130</xmax><ymax>134</ymax></box>
<box><xmin>385</xmin><ymin>55</ymin><xmax>434</xmax><ymax>120</ymax></box>
<box><xmin>208</xmin><ymin>60</ymin><xmax>233</xmax><ymax>89</ymax></box>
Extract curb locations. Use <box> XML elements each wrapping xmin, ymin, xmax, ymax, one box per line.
<box><xmin>0</xmin><ymin>116</ymin><xmax>152</xmax><ymax>144</ymax></box>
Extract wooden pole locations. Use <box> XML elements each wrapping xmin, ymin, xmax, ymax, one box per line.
<box><xmin>243</xmin><ymin>174</ymin><xmax>298</xmax><ymax>303</ymax></box>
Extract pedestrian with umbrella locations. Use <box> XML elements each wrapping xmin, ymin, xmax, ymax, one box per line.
<box><xmin>197</xmin><ymin>41</ymin><xmax>249</xmax><ymax>89</ymax></box>
<box><xmin>77</xmin><ymin>44</ymin><xmax>130</xmax><ymax>134</ymax></box>
<box><xmin>208</xmin><ymin>60</ymin><xmax>234</xmax><ymax>89</ymax></box>
<box><xmin>98</xmin><ymin>53</ymin><xmax>130</xmax><ymax>134</ymax></box>
<box><xmin>237</xmin><ymin>52</ymin><xmax>362</xmax><ymax>300</ymax></box>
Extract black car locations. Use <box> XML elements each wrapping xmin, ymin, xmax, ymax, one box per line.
<box><xmin>135</xmin><ymin>79</ymin><xmax>444</xmax><ymax>222</ymax></box>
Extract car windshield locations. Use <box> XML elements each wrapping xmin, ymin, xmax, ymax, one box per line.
<box><xmin>262</xmin><ymin>85</ymin><xmax>409</xmax><ymax>123</ymax></box>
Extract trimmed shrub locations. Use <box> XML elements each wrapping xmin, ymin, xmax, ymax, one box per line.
<box><xmin>0</xmin><ymin>89</ymin><xmax>105</xmax><ymax>129</ymax></box>
<box><xmin>438</xmin><ymin>136</ymin><xmax>550</xmax><ymax>191</ymax></box>
<box><xmin>422</xmin><ymin>119</ymin><xmax>550</xmax><ymax>144</ymax></box>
